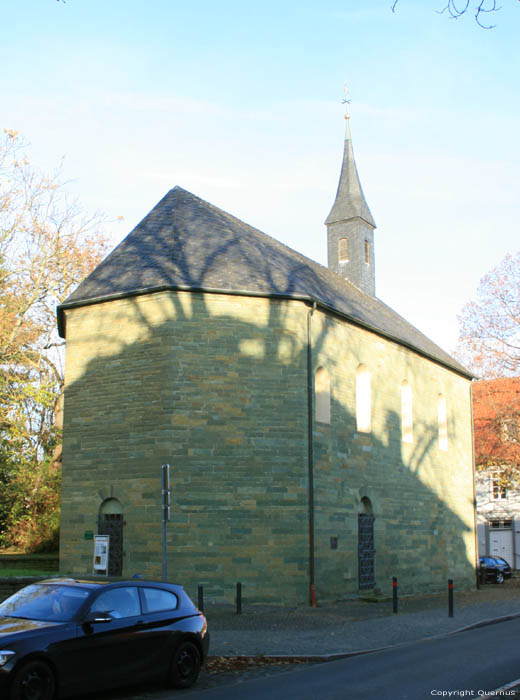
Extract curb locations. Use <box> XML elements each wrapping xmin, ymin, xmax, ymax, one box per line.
<box><xmin>208</xmin><ymin>610</ymin><xmax>520</xmax><ymax>664</ymax></box>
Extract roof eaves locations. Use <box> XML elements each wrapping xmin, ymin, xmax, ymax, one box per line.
<box><xmin>57</xmin><ymin>284</ymin><xmax>474</xmax><ymax>380</ymax></box>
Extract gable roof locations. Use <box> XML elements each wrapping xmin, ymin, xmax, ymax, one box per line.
<box><xmin>473</xmin><ymin>377</ymin><xmax>520</xmax><ymax>466</ymax></box>
<box><xmin>57</xmin><ymin>186</ymin><xmax>471</xmax><ymax>378</ymax></box>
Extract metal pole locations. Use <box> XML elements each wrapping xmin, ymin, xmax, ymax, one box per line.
<box><xmin>392</xmin><ymin>577</ymin><xmax>398</xmax><ymax>614</ymax></box>
<box><xmin>162</xmin><ymin>519</ymin><xmax>167</xmax><ymax>581</ymax></box>
<box><xmin>448</xmin><ymin>579</ymin><xmax>454</xmax><ymax>617</ymax></box>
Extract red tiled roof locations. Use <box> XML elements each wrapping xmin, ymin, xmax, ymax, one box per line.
<box><xmin>473</xmin><ymin>377</ymin><xmax>520</xmax><ymax>467</ymax></box>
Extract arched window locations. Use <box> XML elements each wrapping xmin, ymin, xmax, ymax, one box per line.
<box><xmin>401</xmin><ymin>380</ymin><xmax>413</xmax><ymax>443</ymax></box>
<box><xmin>315</xmin><ymin>367</ymin><xmax>331</xmax><ymax>424</ymax></box>
<box><xmin>338</xmin><ymin>238</ymin><xmax>348</xmax><ymax>263</ymax></box>
<box><xmin>438</xmin><ymin>394</ymin><xmax>448</xmax><ymax>451</ymax></box>
<box><xmin>356</xmin><ymin>364</ymin><xmax>371</xmax><ymax>433</ymax></box>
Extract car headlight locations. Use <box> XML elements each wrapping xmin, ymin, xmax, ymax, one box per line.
<box><xmin>0</xmin><ymin>651</ymin><xmax>15</xmax><ymax>666</ymax></box>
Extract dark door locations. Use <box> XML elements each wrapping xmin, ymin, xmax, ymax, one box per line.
<box><xmin>358</xmin><ymin>513</ymin><xmax>375</xmax><ymax>590</ymax></box>
<box><xmin>98</xmin><ymin>514</ymin><xmax>123</xmax><ymax>576</ymax></box>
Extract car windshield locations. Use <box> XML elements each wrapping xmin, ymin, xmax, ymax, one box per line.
<box><xmin>495</xmin><ymin>557</ymin><xmax>508</xmax><ymax>565</ymax></box>
<box><xmin>0</xmin><ymin>583</ymin><xmax>90</xmax><ymax>622</ymax></box>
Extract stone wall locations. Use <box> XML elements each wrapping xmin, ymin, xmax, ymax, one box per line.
<box><xmin>310</xmin><ymin>310</ymin><xmax>476</xmax><ymax>599</ymax></box>
<box><xmin>60</xmin><ymin>290</ymin><xmax>476</xmax><ymax>604</ymax></box>
<box><xmin>60</xmin><ymin>292</ymin><xmax>309</xmax><ymax>603</ymax></box>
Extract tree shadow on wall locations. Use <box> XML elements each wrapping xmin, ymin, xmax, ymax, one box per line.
<box><xmin>59</xmin><ymin>196</ymin><xmax>475</xmax><ymax>603</ymax></box>
<box><xmin>61</xmin><ymin>295</ymin><xmax>475</xmax><ymax>604</ymax></box>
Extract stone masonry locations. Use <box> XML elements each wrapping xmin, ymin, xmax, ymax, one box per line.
<box><xmin>60</xmin><ymin>290</ymin><xmax>475</xmax><ymax>604</ymax></box>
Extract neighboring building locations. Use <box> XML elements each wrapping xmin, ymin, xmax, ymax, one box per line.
<box><xmin>57</xmin><ymin>114</ymin><xmax>477</xmax><ymax>604</ymax></box>
<box><xmin>474</xmin><ymin>377</ymin><xmax>520</xmax><ymax>567</ymax></box>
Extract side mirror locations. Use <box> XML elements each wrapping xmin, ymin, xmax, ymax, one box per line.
<box><xmin>83</xmin><ymin>611</ymin><xmax>113</xmax><ymax>625</ymax></box>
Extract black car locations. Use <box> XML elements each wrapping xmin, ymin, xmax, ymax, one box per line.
<box><xmin>0</xmin><ymin>577</ymin><xmax>209</xmax><ymax>700</ymax></box>
<box><xmin>479</xmin><ymin>556</ymin><xmax>513</xmax><ymax>584</ymax></box>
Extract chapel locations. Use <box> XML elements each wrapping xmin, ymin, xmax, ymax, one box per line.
<box><xmin>57</xmin><ymin>113</ymin><xmax>477</xmax><ymax>603</ymax></box>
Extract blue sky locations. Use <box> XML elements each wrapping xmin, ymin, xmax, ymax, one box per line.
<box><xmin>2</xmin><ymin>0</ymin><xmax>519</xmax><ymax>354</ymax></box>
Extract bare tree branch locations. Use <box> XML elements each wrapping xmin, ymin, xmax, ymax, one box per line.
<box><xmin>391</xmin><ymin>0</ymin><xmax>504</xmax><ymax>27</ymax></box>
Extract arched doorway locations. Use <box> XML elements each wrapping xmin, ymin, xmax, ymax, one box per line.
<box><xmin>98</xmin><ymin>498</ymin><xmax>124</xmax><ymax>576</ymax></box>
<box><xmin>358</xmin><ymin>497</ymin><xmax>375</xmax><ymax>590</ymax></box>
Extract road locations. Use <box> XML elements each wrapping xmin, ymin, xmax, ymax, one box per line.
<box><xmin>176</xmin><ymin>617</ymin><xmax>520</xmax><ymax>700</ymax></box>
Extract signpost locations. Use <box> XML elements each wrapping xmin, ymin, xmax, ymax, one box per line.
<box><xmin>162</xmin><ymin>464</ymin><xmax>171</xmax><ymax>581</ymax></box>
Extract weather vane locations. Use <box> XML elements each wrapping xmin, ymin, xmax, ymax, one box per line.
<box><xmin>342</xmin><ymin>84</ymin><xmax>351</xmax><ymax>121</ymax></box>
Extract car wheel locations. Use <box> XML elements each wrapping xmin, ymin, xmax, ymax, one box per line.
<box><xmin>9</xmin><ymin>660</ymin><xmax>56</xmax><ymax>700</ymax></box>
<box><xmin>169</xmin><ymin>640</ymin><xmax>201</xmax><ymax>689</ymax></box>
<box><xmin>496</xmin><ymin>572</ymin><xmax>505</xmax><ymax>584</ymax></box>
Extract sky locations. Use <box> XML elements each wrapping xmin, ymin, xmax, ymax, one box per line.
<box><xmin>2</xmin><ymin>0</ymin><xmax>519</xmax><ymax>355</ymax></box>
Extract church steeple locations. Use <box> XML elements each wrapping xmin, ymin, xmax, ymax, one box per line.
<box><xmin>326</xmin><ymin>91</ymin><xmax>376</xmax><ymax>297</ymax></box>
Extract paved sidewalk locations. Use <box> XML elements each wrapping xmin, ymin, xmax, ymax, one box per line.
<box><xmin>203</xmin><ymin>580</ymin><xmax>520</xmax><ymax>658</ymax></box>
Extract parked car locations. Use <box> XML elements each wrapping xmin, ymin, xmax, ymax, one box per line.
<box><xmin>479</xmin><ymin>556</ymin><xmax>512</xmax><ymax>584</ymax></box>
<box><xmin>0</xmin><ymin>577</ymin><xmax>209</xmax><ymax>700</ymax></box>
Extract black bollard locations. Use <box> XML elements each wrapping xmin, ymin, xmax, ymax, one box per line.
<box><xmin>392</xmin><ymin>577</ymin><xmax>398</xmax><ymax>614</ymax></box>
<box><xmin>236</xmin><ymin>582</ymin><xmax>242</xmax><ymax>615</ymax></box>
<box><xmin>198</xmin><ymin>585</ymin><xmax>204</xmax><ymax>613</ymax></box>
<box><xmin>448</xmin><ymin>579</ymin><xmax>454</xmax><ymax>617</ymax></box>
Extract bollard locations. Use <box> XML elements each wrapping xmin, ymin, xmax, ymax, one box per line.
<box><xmin>392</xmin><ymin>577</ymin><xmax>398</xmax><ymax>614</ymax></box>
<box><xmin>236</xmin><ymin>582</ymin><xmax>242</xmax><ymax>615</ymax></box>
<box><xmin>448</xmin><ymin>579</ymin><xmax>454</xmax><ymax>617</ymax></box>
<box><xmin>198</xmin><ymin>585</ymin><xmax>204</xmax><ymax>613</ymax></box>
<box><xmin>310</xmin><ymin>583</ymin><xmax>317</xmax><ymax>608</ymax></box>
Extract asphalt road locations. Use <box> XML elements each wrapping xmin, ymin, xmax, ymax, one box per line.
<box><xmin>175</xmin><ymin>618</ymin><xmax>520</xmax><ymax>700</ymax></box>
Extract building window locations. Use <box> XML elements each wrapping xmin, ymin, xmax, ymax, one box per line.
<box><xmin>437</xmin><ymin>394</ymin><xmax>448</xmax><ymax>451</ymax></box>
<box><xmin>401</xmin><ymin>380</ymin><xmax>413</xmax><ymax>443</ymax></box>
<box><xmin>338</xmin><ymin>237</ymin><xmax>348</xmax><ymax>263</ymax></box>
<box><xmin>315</xmin><ymin>367</ymin><xmax>331</xmax><ymax>424</ymax></box>
<box><xmin>356</xmin><ymin>364</ymin><xmax>371</xmax><ymax>433</ymax></box>
<box><xmin>490</xmin><ymin>519</ymin><xmax>512</xmax><ymax>529</ymax></box>
<box><xmin>501</xmin><ymin>418</ymin><xmax>519</xmax><ymax>443</ymax></box>
<box><xmin>491</xmin><ymin>474</ymin><xmax>508</xmax><ymax>500</ymax></box>
<box><xmin>364</xmin><ymin>240</ymin><xmax>370</xmax><ymax>265</ymax></box>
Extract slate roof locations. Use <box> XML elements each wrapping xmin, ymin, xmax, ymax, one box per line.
<box><xmin>325</xmin><ymin>132</ymin><xmax>376</xmax><ymax>228</ymax></box>
<box><xmin>57</xmin><ymin>186</ymin><xmax>471</xmax><ymax>378</ymax></box>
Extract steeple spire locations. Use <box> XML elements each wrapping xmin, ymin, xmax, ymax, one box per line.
<box><xmin>326</xmin><ymin>88</ymin><xmax>376</xmax><ymax>296</ymax></box>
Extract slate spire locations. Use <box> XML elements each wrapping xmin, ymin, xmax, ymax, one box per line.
<box><xmin>326</xmin><ymin>95</ymin><xmax>376</xmax><ymax>297</ymax></box>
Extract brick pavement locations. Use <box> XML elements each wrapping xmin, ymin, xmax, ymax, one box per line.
<box><xmin>203</xmin><ymin>578</ymin><xmax>520</xmax><ymax>657</ymax></box>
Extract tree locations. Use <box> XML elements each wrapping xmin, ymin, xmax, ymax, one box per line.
<box><xmin>455</xmin><ymin>251</ymin><xmax>520</xmax><ymax>379</ymax></box>
<box><xmin>391</xmin><ymin>1</ymin><xmax>506</xmax><ymax>29</ymax></box>
<box><xmin>0</xmin><ymin>129</ymin><xmax>110</xmax><ymax>550</ymax></box>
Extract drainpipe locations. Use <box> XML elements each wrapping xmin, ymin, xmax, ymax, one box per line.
<box><xmin>470</xmin><ymin>381</ymin><xmax>480</xmax><ymax>589</ymax></box>
<box><xmin>307</xmin><ymin>302</ymin><xmax>317</xmax><ymax>607</ymax></box>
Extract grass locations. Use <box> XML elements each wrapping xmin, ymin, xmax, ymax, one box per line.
<box><xmin>0</xmin><ymin>568</ymin><xmax>57</xmax><ymax>577</ymax></box>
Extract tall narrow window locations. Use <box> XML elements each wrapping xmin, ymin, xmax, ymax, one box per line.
<box><xmin>437</xmin><ymin>394</ymin><xmax>448</xmax><ymax>451</ymax></box>
<box><xmin>315</xmin><ymin>367</ymin><xmax>331</xmax><ymax>424</ymax></box>
<box><xmin>364</xmin><ymin>240</ymin><xmax>370</xmax><ymax>265</ymax></box>
<box><xmin>356</xmin><ymin>364</ymin><xmax>371</xmax><ymax>433</ymax></box>
<box><xmin>338</xmin><ymin>238</ymin><xmax>348</xmax><ymax>263</ymax></box>
<box><xmin>401</xmin><ymin>380</ymin><xmax>413</xmax><ymax>443</ymax></box>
